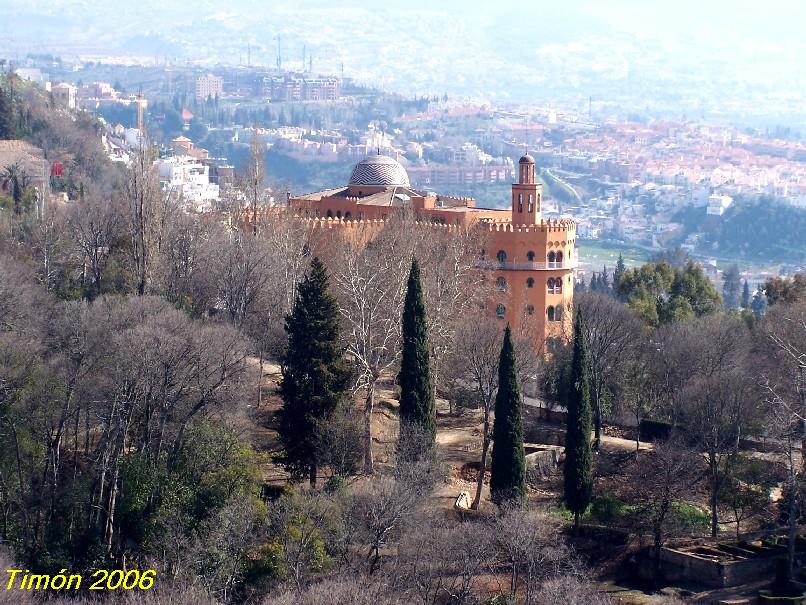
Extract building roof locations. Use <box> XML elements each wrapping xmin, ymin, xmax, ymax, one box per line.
<box><xmin>348</xmin><ymin>154</ymin><xmax>410</xmax><ymax>187</ymax></box>
<box><xmin>0</xmin><ymin>140</ymin><xmax>47</xmax><ymax>178</ymax></box>
<box><xmin>519</xmin><ymin>154</ymin><xmax>535</xmax><ymax>164</ymax></box>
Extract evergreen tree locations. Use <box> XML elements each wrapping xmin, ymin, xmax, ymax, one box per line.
<box><xmin>613</xmin><ymin>253</ymin><xmax>626</xmax><ymax>296</ymax></box>
<box><xmin>279</xmin><ymin>258</ymin><xmax>351</xmax><ymax>487</ymax></box>
<box><xmin>0</xmin><ymin>84</ymin><xmax>13</xmax><ymax>139</ymax></box>
<box><xmin>489</xmin><ymin>325</ymin><xmax>526</xmax><ymax>506</ymax></box>
<box><xmin>564</xmin><ymin>310</ymin><xmax>593</xmax><ymax>531</ymax></box>
<box><xmin>601</xmin><ymin>265</ymin><xmax>609</xmax><ymax>292</ymax></box>
<box><xmin>722</xmin><ymin>264</ymin><xmax>741</xmax><ymax>310</ymax></box>
<box><xmin>751</xmin><ymin>287</ymin><xmax>768</xmax><ymax>320</ymax></box>
<box><xmin>577</xmin><ymin>275</ymin><xmax>587</xmax><ymax>292</ymax></box>
<box><xmin>741</xmin><ymin>280</ymin><xmax>751</xmax><ymax>310</ymax></box>
<box><xmin>398</xmin><ymin>257</ymin><xmax>436</xmax><ymax>444</ymax></box>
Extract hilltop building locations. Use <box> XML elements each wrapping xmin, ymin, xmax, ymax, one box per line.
<box><xmin>52</xmin><ymin>83</ymin><xmax>76</xmax><ymax>109</ymax></box>
<box><xmin>287</xmin><ymin>154</ymin><xmax>577</xmax><ymax>347</ymax></box>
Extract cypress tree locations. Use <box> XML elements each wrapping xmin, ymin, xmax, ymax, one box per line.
<box><xmin>489</xmin><ymin>325</ymin><xmax>526</xmax><ymax>506</ymax></box>
<box><xmin>279</xmin><ymin>258</ymin><xmax>351</xmax><ymax>487</ymax></box>
<box><xmin>564</xmin><ymin>310</ymin><xmax>593</xmax><ymax>531</ymax></box>
<box><xmin>613</xmin><ymin>253</ymin><xmax>626</xmax><ymax>295</ymax></box>
<box><xmin>722</xmin><ymin>264</ymin><xmax>741</xmax><ymax>310</ymax></box>
<box><xmin>398</xmin><ymin>257</ymin><xmax>436</xmax><ymax>443</ymax></box>
<box><xmin>741</xmin><ymin>279</ymin><xmax>751</xmax><ymax>310</ymax></box>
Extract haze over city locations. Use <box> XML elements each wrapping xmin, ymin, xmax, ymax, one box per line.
<box><xmin>1</xmin><ymin>2</ymin><xmax>806</xmax><ymax>605</ymax></box>
<box><xmin>2</xmin><ymin>0</ymin><xmax>805</xmax><ymax>124</ymax></box>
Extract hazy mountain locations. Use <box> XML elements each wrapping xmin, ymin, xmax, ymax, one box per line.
<box><xmin>1</xmin><ymin>0</ymin><xmax>804</xmax><ymax>123</ymax></box>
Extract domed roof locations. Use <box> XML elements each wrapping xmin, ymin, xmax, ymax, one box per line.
<box><xmin>349</xmin><ymin>155</ymin><xmax>410</xmax><ymax>187</ymax></box>
<box><xmin>519</xmin><ymin>154</ymin><xmax>535</xmax><ymax>164</ymax></box>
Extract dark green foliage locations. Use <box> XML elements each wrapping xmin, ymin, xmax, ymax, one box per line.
<box><xmin>741</xmin><ymin>279</ymin><xmax>751</xmax><ymax>310</ymax></box>
<box><xmin>613</xmin><ymin>253</ymin><xmax>626</xmax><ymax>296</ymax></box>
<box><xmin>752</xmin><ymin>287</ymin><xmax>768</xmax><ymax>319</ymax></box>
<box><xmin>489</xmin><ymin>326</ymin><xmax>526</xmax><ymax>506</ymax></box>
<box><xmin>722</xmin><ymin>264</ymin><xmax>741</xmax><ymax>310</ymax></box>
<box><xmin>398</xmin><ymin>257</ymin><xmax>436</xmax><ymax>442</ymax></box>
<box><xmin>674</xmin><ymin>197</ymin><xmax>806</xmax><ymax>263</ymax></box>
<box><xmin>0</xmin><ymin>83</ymin><xmax>13</xmax><ymax>139</ymax></box>
<box><xmin>763</xmin><ymin>273</ymin><xmax>806</xmax><ymax>306</ymax></box>
<box><xmin>279</xmin><ymin>258</ymin><xmax>352</xmax><ymax>485</ymax></box>
<box><xmin>564</xmin><ymin>311</ymin><xmax>593</xmax><ymax>527</ymax></box>
<box><xmin>616</xmin><ymin>260</ymin><xmax>721</xmax><ymax>326</ymax></box>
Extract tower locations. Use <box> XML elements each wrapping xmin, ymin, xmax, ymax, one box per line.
<box><xmin>511</xmin><ymin>154</ymin><xmax>541</xmax><ymax>225</ymax></box>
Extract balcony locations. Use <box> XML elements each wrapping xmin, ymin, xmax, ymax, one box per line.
<box><xmin>475</xmin><ymin>259</ymin><xmax>579</xmax><ymax>271</ymax></box>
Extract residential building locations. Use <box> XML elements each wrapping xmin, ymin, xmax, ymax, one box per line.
<box><xmin>52</xmin><ymin>83</ymin><xmax>76</xmax><ymax>109</ymax></box>
<box><xmin>195</xmin><ymin>74</ymin><xmax>224</xmax><ymax>101</ymax></box>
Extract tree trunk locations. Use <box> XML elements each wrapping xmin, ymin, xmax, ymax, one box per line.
<box><xmin>635</xmin><ymin>412</ymin><xmax>641</xmax><ymax>453</ymax></box>
<box><xmin>574</xmin><ymin>511</ymin><xmax>580</xmax><ymax>536</ymax></box>
<box><xmin>364</xmin><ymin>385</ymin><xmax>375</xmax><ymax>475</ymax></box>
<box><xmin>309</xmin><ymin>463</ymin><xmax>317</xmax><ymax>488</ymax></box>
<box><xmin>471</xmin><ymin>411</ymin><xmax>491</xmax><ymax>510</ymax></box>
<box><xmin>710</xmin><ymin>457</ymin><xmax>719</xmax><ymax>540</ymax></box>
<box><xmin>593</xmin><ymin>386</ymin><xmax>602</xmax><ymax>452</ymax></box>
<box><xmin>653</xmin><ymin>527</ymin><xmax>663</xmax><ymax>584</ymax></box>
<box><xmin>257</xmin><ymin>354</ymin><xmax>264</xmax><ymax>410</ymax></box>
<box><xmin>786</xmin><ymin>476</ymin><xmax>797</xmax><ymax>586</ymax></box>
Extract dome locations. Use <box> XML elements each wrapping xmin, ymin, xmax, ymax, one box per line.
<box><xmin>519</xmin><ymin>154</ymin><xmax>535</xmax><ymax>164</ymax></box>
<box><xmin>349</xmin><ymin>155</ymin><xmax>410</xmax><ymax>187</ymax></box>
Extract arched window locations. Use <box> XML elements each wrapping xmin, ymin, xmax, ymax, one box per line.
<box><xmin>518</xmin><ymin>193</ymin><xmax>523</xmax><ymax>213</ymax></box>
<box><xmin>336</xmin><ymin>210</ymin><xmax>342</xmax><ymax>218</ymax></box>
<box><xmin>496</xmin><ymin>277</ymin><xmax>507</xmax><ymax>291</ymax></box>
<box><xmin>556</xmin><ymin>251</ymin><xmax>564</xmax><ymax>263</ymax></box>
<box><xmin>326</xmin><ymin>209</ymin><xmax>333</xmax><ymax>218</ymax></box>
<box><xmin>526</xmin><ymin>277</ymin><xmax>534</xmax><ymax>289</ymax></box>
<box><xmin>496</xmin><ymin>304</ymin><xmax>506</xmax><ymax>318</ymax></box>
<box><xmin>526</xmin><ymin>304</ymin><xmax>535</xmax><ymax>316</ymax></box>
<box><xmin>528</xmin><ymin>194</ymin><xmax>533</xmax><ymax>213</ymax></box>
<box><xmin>555</xmin><ymin>305</ymin><xmax>564</xmax><ymax>321</ymax></box>
<box><xmin>527</xmin><ymin>251</ymin><xmax>535</xmax><ymax>262</ymax></box>
<box><xmin>556</xmin><ymin>279</ymin><xmax>563</xmax><ymax>294</ymax></box>
<box><xmin>547</xmin><ymin>278</ymin><xmax>555</xmax><ymax>294</ymax></box>
<box><xmin>547</xmin><ymin>306</ymin><xmax>555</xmax><ymax>322</ymax></box>
<box><xmin>344</xmin><ymin>211</ymin><xmax>352</xmax><ymax>219</ymax></box>
<box><xmin>547</xmin><ymin>251</ymin><xmax>556</xmax><ymax>264</ymax></box>
<box><xmin>496</xmin><ymin>250</ymin><xmax>507</xmax><ymax>264</ymax></box>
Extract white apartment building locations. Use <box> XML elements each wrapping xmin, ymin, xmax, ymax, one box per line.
<box><xmin>196</xmin><ymin>74</ymin><xmax>224</xmax><ymax>101</ymax></box>
<box><xmin>706</xmin><ymin>194</ymin><xmax>734</xmax><ymax>216</ymax></box>
<box><xmin>157</xmin><ymin>156</ymin><xmax>219</xmax><ymax>211</ymax></box>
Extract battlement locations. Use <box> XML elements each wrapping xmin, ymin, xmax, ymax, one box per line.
<box><xmin>481</xmin><ymin>219</ymin><xmax>576</xmax><ymax>234</ymax></box>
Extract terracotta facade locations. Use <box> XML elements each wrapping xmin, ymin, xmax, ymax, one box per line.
<box><xmin>286</xmin><ymin>154</ymin><xmax>576</xmax><ymax>348</ymax></box>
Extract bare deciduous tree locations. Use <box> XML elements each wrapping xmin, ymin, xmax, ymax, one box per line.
<box><xmin>332</xmin><ymin>215</ymin><xmax>420</xmax><ymax>474</ymax></box>
<box><xmin>574</xmin><ymin>292</ymin><xmax>644</xmax><ymax>450</ymax></box>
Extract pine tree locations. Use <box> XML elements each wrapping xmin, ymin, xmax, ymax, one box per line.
<box><xmin>613</xmin><ymin>253</ymin><xmax>626</xmax><ymax>296</ymax></box>
<box><xmin>279</xmin><ymin>258</ymin><xmax>351</xmax><ymax>487</ymax></box>
<box><xmin>564</xmin><ymin>310</ymin><xmax>593</xmax><ymax>531</ymax></box>
<box><xmin>722</xmin><ymin>264</ymin><xmax>741</xmax><ymax>310</ymax></box>
<box><xmin>489</xmin><ymin>325</ymin><xmax>526</xmax><ymax>506</ymax></box>
<box><xmin>398</xmin><ymin>257</ymin><xmax>436</xmax><ymax>444</ymax></box>
<box><xmin>741</xmin><ymin>279</ymin><xmax>751</xmax><ymax>310</ymax></box>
